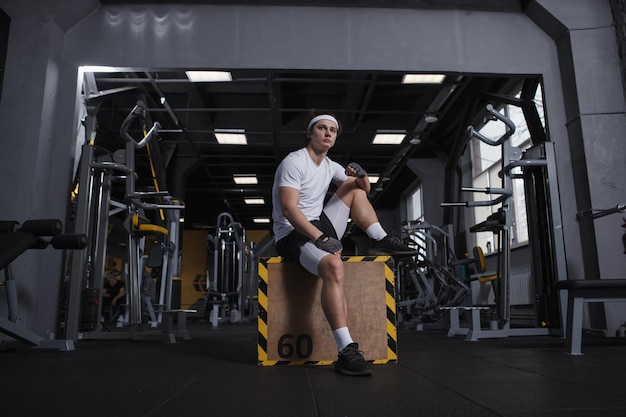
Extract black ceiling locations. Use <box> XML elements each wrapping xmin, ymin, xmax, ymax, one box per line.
<box><xmin>85</xmin><ymin>68</ymin><xmax>527</xmax><ymax>231</ymax></box>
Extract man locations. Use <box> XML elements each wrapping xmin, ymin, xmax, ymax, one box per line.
<box><xmin>102</xmin><ymin>270</ymin><xmax>126</xmax><ymax>321</ymax></box>
<box><xmin>271</xmin><ymin>110</ymin><xmax>416</xmax><ymax>376</ymax></box>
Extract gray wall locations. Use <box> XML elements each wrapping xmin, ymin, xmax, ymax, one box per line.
<box><xmin>0</xmin><ymin>0</ymin><xmax>624</xmax><ymax>336</ymax></box>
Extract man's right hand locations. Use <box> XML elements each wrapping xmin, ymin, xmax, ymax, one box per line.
<box><xmin>315</xmin><ymin>234</ymin><xmax>343</xmax><ymax>253</ymax></box>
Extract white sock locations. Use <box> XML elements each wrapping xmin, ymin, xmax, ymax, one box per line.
<box><xmin>365</xmin><ymin>223</ymin><xmax>387</xmax><ymax>241</ymax></box>
<box><xmin>332</xmin><ymin>327</ymin><xmax>354</xmax><ymax>352</ymax></box>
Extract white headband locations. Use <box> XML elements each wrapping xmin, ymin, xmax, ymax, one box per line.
<box><xmin>307</xmin><ymin>115</ymin><xmax>339</xmax><ymax>131</ymax></box>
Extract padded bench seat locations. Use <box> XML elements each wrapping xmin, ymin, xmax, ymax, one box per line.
<box><xmin>555</xmin><ymin>279</ymin><xmax>626</xmax><ymax>355</ymax></box>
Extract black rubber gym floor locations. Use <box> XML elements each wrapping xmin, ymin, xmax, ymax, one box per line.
<box><xmin>2</xmin><ymin>320</ymin><xmax>626</xmax><ymax>417</ymax></box>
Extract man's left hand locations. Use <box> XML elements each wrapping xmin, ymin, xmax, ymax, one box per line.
<box><xmin>347</xmin><ymin>162</ymin><xmax>367</xmax><ymax>178</ymax></box>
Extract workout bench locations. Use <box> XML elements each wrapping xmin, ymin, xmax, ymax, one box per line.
<box><xmin>555</xmin><ymin>279</ymin><xmax>626</xmax><ymax>355</ymax></box>
<box><xmin>0</xmin><ymin>219</ymin><xmax>86</xmax><ymax>350</ymax></box>
<box><xmin>161</xmin><ymin>309</ymin><xmax>197</xmax><ymax>341</ymax></box>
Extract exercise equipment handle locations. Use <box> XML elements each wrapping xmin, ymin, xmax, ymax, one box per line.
<box><xmin>442</xmin><ymin>187</ymin><xmax>513</xmax><ymax>208</ymax></box>
<box><xmin>461</xmin><ymin>187</ymin><xmax>513</xmax><ymax>196</ymax></box>
<box><xmin>577</xmin><ymin>203</ymin><xmax>626</xmax><ymax>220</ymax></box>
<box><xmin>91</xmin><ymin>162</ymin><xmax>134</xmax><ymax>175</ymax></box>
<box><xmin>120</xmin><ymin>101</ymin><xmax>161</xmax><ymax>149</ymax></box>
<box><xmin>502</xmin><ymin>159</ymin><xmax>548</xmax><ymax>175</ymax></box>
<box><xmin>50</xmin><ymin>234</ymin><xmax>88</xmax><ymax>250</ymax></box>
<box><xmin>129</xmin><ymin>199</ymin><xmax>185</xmax><ymax>210</ymax></box>
<box><xmin>467</xmin><ymin>104</ymin><xmax>516</xmax><ymax>146</ymax></box>
<box><xmin>0</xmin><ymin>221</ymin><xmax>19</xmax><ymax>233</ymax></box>
<box><xmin>442</xmin><ymin>195</ymin><xmax>510</xmax><ymax>208</ymax></box>
<box><xmin>19</xmin><ymin>219</ymin><xmax>63</xmax><ymax>236</ymax></box>
<box><xmin>126</xmin><ymin>193</ymin><xmax>185</xmax><ymax>211</ymax></box>
<box><xmin>592</xmin><ymin>204</ymin><xmax>626</xmax><ymax>220</ymax></box>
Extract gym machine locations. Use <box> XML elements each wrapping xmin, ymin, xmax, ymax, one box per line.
<box><xmin>0</xmin><ymin>219</ymin><xmax>86</xmax><ymax>350</ymax></box>
<box><xmin>205</xmin><ymin>212</ymin><xmax>247</xmax><ymax>327</ymax></box>
<box><xmin>201</xmin><ymin>212</ymin><xmax>276</xmax><ymax>327</ymax></box>
<box><xmin>442</xmin><ymin>102</ymin><xmax>567</xmax><ymax>340</ymax></box>
<box><xmin>396</xmin><ymin>221</ymin><xmax>469</xmax><ymax>325</ymax></box>
<box><xmin>244</xmin><ymin>232</ymin><xmax>276</xmax><ymax>321</ymax></box>
<box><xmin>62</xmin><ymin>76</ymin><xmax>186</xmax><ymax>343</ymax></box>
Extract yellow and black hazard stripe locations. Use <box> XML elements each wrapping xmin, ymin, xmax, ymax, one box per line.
<box><xmin>257</xmin><ymin>256</ymin><xmax>397</xmax><ymax>366</ymax></box>
<box><xmin>257</xmin><ymin>256</ymin><xmax>282</xmax><ymax>366</ymax></box>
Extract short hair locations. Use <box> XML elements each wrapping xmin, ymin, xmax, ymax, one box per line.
<box><xmin>304</xmin><ymin>109</ymin><xmax>342</xmax><ymax>144</ymax></box>
<box><xmin>106</xmin><ymin>270</ymin><xmax>121</xmax><ymax>279</ymax></box>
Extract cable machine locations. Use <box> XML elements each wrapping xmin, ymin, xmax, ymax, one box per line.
<box><xmin>61</xmin><ymin>73</ymin><xmax>185</xmax><ymax>343</ymax></box>
<box><xmin>205</xmin><ymin>212</ymin><xmax>246</xmax><ymax>327</ymax></box>
<box><xmin>442</xmin><ymin>100</ymin><xmax>567</xmax><ymax>340</ymax></box>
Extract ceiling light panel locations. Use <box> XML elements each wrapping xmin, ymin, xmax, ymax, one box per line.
<box><xmin>373</xmin><ymin>131</ymin><xmax>406</xmax><ymax>145</ymax></box>
<box><xmin>185</xmin><ymin>70</ymin><xmax>233</xmax><ymax>82</ymax></box>
<box><xmin>244</xmin><ymin>198</ymin><xmax>265</xmax><ymax>205</ymax></box>
<box><xmin>215</xmin><ymin>129</ymin><xmax>247</xmax><ymax>145</ymax></box>
<box><xmin>401</xmin><ymin>73</ymin><xmax>446</xmax><ymax>84</ymax></box>
<box><xmin>233</xmin><ymin>175</ymin><xmax>258</xmax><ymax>185</ymax></box>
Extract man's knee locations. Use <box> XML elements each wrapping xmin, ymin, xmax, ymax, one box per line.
<box><xmin>353</xmin><ymin>187</ymin><xmax>370</xmax><ymax>203</ymax></box>
<box><xmin>318</xmin><ymin>255</ymin><xmax>344</xmax><ymax>283</ymax></box>
<box><xmin>336</xmin><ymin>181</ymin><xmax>368</xmax><ymax>207</ymax></box>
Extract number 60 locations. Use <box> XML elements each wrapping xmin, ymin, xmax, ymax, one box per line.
<box><xmin>277</xmin><ymin>333</ymin><xmax>313</xmax><ymax>359</ymax></box>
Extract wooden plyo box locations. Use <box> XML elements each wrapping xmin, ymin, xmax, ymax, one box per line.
<box><xmin>257</xmin><ymin>256</ymin><xmax>397</xmax><ymax>366</ymax></box>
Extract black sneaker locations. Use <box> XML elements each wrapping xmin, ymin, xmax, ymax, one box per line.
<box><xmin>334</xmin><ymin>343</ymin><xmax>372</xmax><ymax>376</ymax></box>
<box><xmin>367</xmin><ymin>235</ymin><xmax>417</xmax><ymax>257</ymax></box>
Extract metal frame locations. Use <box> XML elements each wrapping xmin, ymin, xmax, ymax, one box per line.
<box><xmin>441</xmin><ymin>103</ymin><xmax>567</xmax><ymax>340</ymax></box>
<box><xmin>64</xmin><ymin>96</ymin><xmax>186</xmax><ymax>343</ymax></box>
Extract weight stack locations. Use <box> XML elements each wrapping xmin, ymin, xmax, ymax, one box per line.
<box><xmin>257</xmin><ymin>256</ymin><xmax>397</xmax><ymax>366</ymax></box>
<box><xmin>79</xmin><ymin>288</ymin><xmax>100</xmax><ymax>332</ymax></box>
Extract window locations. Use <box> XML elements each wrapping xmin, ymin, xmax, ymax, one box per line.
<box><xmin>403</xmin><ymin>183</ymin><xmax>426</xmax><ymax>260</ymax></box>
<box><xmin>406</xmin><ymin>185</ymin><xmax>423</xmax><ymax>223</ymax></box>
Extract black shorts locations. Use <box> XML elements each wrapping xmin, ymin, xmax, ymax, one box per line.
<box><xmin>275</xmin><ymin>212</ymin><xmax>338</xmax><ymax>261</ymax></box>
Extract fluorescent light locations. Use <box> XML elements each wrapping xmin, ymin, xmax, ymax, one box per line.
<box><xmin>368</xmin><ymin>175</ymin><xmax>379</xmax><ymax>184</ymax></box>
<box><xmin>253</xmin><ymin>218</ymin><xmax>271</xmax><ymax>224</ymax></box>
<box><xmin>215</xmin><ymin>129</ymin><xmax>247</xmax><ymax>145</ymax></box>
<box><xmin>233</xmin><ymin>175</ymin><xmax>258</xmax><ymax>185</ymax></box>
<box><xmin>401</xmin><ymin>74</ymin><xmax>446</xmax><ymax>84</ymax></box>
<box><xmin>373</xmin><ymin>131</ymin><xmax>406</xmax><ymax>145</ymax></box>
<box><xmin>185</xmin><ymin>70</ymin><xmax>232</xmax><ymax>82</ymax></box>
<box><xmin>80</xmin><ymin>65</ymin><xmax>122</xmax><ymax>73</ymax></box>
<box><xmin>244</xmin><ymin>198</ymin><xmax>265</xmax><ymax>205</ymax></box>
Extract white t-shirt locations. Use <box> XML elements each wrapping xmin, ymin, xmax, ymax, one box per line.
<box><xmin>272</xmin><ymin>148</ymin><xmax>347</xmax><ymax>241</ymax></box>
